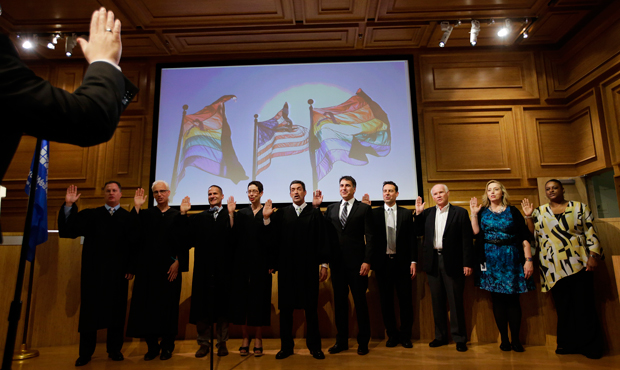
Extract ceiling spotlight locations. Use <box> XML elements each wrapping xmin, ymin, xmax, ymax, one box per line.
<box><xmin>22</xmin><ymin>35</ymin><xmax>36</xmax><ymax>49</ymax></box>
<box><xmin>470</xmin><ymin>20</ymin><xmax>481</xmax><ymax>46</ymax></box>
<box><xmin>523</xmin><ymin>32</ymin><xmax>529</xmax><ymax>39</ymax></box>
<box><xmin>439</xmin><ymin>21</ymin><xmax>453</xmax><ymax>48</ymax></box>
<box><xmin>46</xmin><ymin>35</ymin><xmax>56</xmax><ymax>49</ymax></box>
<box><xmin>65</xmin><ymin>33</ymin><xmax>77</xmax><ymax>57</ymax></box>
<box><xmin>498</xmin><ymin>19</ymin><xmax>511</xmax><ymax>37</ymax></box>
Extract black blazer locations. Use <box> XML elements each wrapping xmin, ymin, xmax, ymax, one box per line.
<box><xmin>0</xmin><ymin>34</ymin><xmax>138</xmax><ymax>182</ymax></box>
<box><xmin>325</xmin><ymin>199</ymin><xmax>375</xmax><ymax>271</ymax></box>
<box><xmin>414</xmin><ymin>204</ymin><xmax>474</xmax><ymax>278</ymax></box>
<box><xmin>371</xmin><ymin>205</ymin><xmax>416</xmax><ymax>271</ymax></box>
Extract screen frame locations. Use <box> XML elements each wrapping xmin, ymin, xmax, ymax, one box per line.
<box><xmin>150</xmin><ymin>54</ymin><xmax>423</xmax><ymax>210</ymax></box>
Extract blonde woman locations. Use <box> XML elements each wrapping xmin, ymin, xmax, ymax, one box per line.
<box><xmin>522</xmin><ymin>179</ymin><xmax>604</xmax><ymax>359</ymax></box>
<box><xmin>470</xmin><ymin>180</ymin><xmax>534</xmax><ymax>352</ymax></box>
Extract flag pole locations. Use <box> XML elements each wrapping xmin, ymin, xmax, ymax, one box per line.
<box><xmin>12</xmin><ymin>256</ymin><xmax>39</xmax><ymax>361</ymax></box>
<box><xmin>308</xmin><ymin>99</ymin><xmax>318</xmax><ymax>191</ymax></box>
<box><xmin>252</xmin><ymin>114</ymin><xmax>258</xmax><ymax>181</ymax></box>
<box><xmin>169</xmin><ymin>104</ymin><xmax>188</xmax><ymax>203</ymax></box>
<box><xmin>2</xmin><ymin>138</ymin><xmax>42</xmax><ymax>370</ymax></box>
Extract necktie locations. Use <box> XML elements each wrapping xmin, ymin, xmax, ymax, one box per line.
<box><xmin>296</xmin><ymin>206</ymin><xmax>301</xmax><ymax>216</ymax></box>
<box><xmin>387</xmin><ymin>208</ymin><xmax>396</xmax><ymax>252</ymax></box>
<box><xmin>209</xmin><ymin>207</ymin><xmax>219</xmax><ymax>220</ymax></box>
<box><xmin>109</xmin><ymin>208</ymin><xmax>114</xmax><ymax>216</ymax></box>
<box><xmin>340</xmin><ymin>201</ymin><xmax>348</xmax><ymax>228</ymax></box>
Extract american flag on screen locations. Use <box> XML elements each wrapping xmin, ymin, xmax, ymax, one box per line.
<box><xmin>255</xmin><ymin>102</ymin><xmax>309</xmax><ymax>176</ymax></box>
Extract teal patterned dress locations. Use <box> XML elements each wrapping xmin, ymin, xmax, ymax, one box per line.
<box><xmin>476</xmin><ymin>207</ymin><xmax>535</xmax><ymax>294</ymax></box>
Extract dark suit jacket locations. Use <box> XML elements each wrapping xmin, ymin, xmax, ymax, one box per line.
<box><xmin>414</xmin><ymin>204</ymin><xmax>474</xmax><ymax>278</ymax></box>
<box><xmin>0</xmin><ymin>33</ymin><xmax>138</xmax><ymax>182</ymax></box>
<box><xmin>325</xmin><ymin>199</ymin><xmax>374</xmax><ymax>271</ymax></box>
<box><xmin>371</xmin><ymin>205</ymin><xmax>417</xmax><ymax>271</ymax></box>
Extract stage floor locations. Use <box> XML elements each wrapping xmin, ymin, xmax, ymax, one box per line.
<box><xmin>8</xmin><ymin>339</ymin><xmax>619</xmax><ymax>370</ymax></box>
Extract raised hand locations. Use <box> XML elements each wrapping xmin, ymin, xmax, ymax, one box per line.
<box><xmin>361</xmin><ymin>193</ymin><xmax>371</xmax><ymax>205</ymax></box>
<box><xmin>77</xmin><ymin>7</ymin><xmax>123</xmax><ymax>65</ymax></box>
<box><xmin>521</xmin><ymin>198</ymin><xmax>534</xmax><ymax>217</ymax></box>
<box><xmin>65</xmin><ymin>185</ymin><xmax>81</xmax><ymax>206</ymax></box>
<box><xmin>415</xmin><ymin>196</ymin><xmax>425</xmax><ymax>215</ymax></box>
<box><xmin>168</xmin><ymin>260</ymin><xmax>179</xmax><ymax>281</ymax></box>
<box><xmin>263</xmin><ymin>199</ymin><xmax>274</xmax><ymax>219</ymax></box>
<box><xmin>180</xmin><ymin>196</ymin><xmax>191</xmax><ymax>215</ymax></box>
<box><xmin>227</xmin><ymin>196</ymin><xmax>236</xmax><ymax>214</ymax></box>
<box><xmin>469</xmin><ymin>197</ymin><xmax>482</xmax><ymax>215</ymax></box>
<box><xmin>312</xmin><ymin>190</ymin><xmax>323</xmax><ymax>208</ymax></box>
<box><xmin>134</xmin><ymin>188</ymin><xmax>146</xmax><ymax>210</ymax></box>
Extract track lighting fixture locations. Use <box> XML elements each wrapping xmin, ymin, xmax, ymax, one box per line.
<box><xmin>65</xmin><ymin>33</ymin><xmax>77</xmax><ymax>57</ymax></box>
<box><xmin>497</xmin><ymin>19</ymin><xmax>511</xmax><ymax>37</ymax></box>
<box><xmin>470</xmin><ymin>20</ymin><xmax>481</xmax><ymax>46</ymax></box>
<box><xmin>439</xmin><ymin>21</ymin><xmax>453</xmax><ymax>48</ymax></box>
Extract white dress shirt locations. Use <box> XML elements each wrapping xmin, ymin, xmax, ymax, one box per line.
<box><xmin>433</xmin><ymin>204</ymin><xmax>450</xmax><ymax>250</ymax></box>
<box><xmin>384</xmin><ymin>203</ymin><xmax>397</xmax><ymax>255</ymax></box>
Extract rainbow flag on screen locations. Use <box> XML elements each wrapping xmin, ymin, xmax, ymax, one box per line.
<box><xmin>255</xmin><ymin>103</ymin><xmax>309</xmax><ymax>177</ymax></box>
<box><xmin>310</xmin><ymin>88</ymin><xmax>391</xmax><ymax>183</ymax></box>
<box><xmin>172</xmin><ymin>95</ymin><xmax>248</xmax><ymax>192</ymax></box>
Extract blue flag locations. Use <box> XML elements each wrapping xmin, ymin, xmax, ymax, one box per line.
<box><xmin>25</xmin><ymin>140</ymin><xmax>49</xmax><ymax>262</ymax></box>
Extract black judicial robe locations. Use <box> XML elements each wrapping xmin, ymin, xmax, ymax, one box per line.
<box><xmin>186</xmin><ymin>209</ymin><xmax>235</xmax><ymax>324</ymax></box>
<box><xmin>126</xmin><ymin>207</ymin><xmax>189</xmax><ymax>338</ymax></box>
<box><xmin>230</xmin><ymin>207</ymin><xmax>272</xmax><ymax>326</ymax></box>
<box><xmin>57</xmin><ymin>204</ymin><xmax>136</xmax><ymax>332</ymax></box>
<box><xmin>269</xmin><ymin>204</ymin><xmax>329</xmax><ymax>310</ymax></box>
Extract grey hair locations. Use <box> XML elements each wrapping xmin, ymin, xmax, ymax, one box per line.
<box><xmin>151</xmin><ymin>180</ymin><xmax>170</xmax><ymax>191</ymax></box>
<box><xmin>431</xmin><ymin>184</ymin><xmax>449</xmax><ymax>193</ymax></box>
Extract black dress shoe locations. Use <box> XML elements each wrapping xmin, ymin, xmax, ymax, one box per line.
<box><xmin>456</xmin><ymin>342</ymin><xmax>468</xmax><ymax>352</ymax></box>
<box><xmin>275</xmin><ymin>350</ymin><xmax>293</xmax><ymax>359</ymax></box>
<box><xmin>429</xmin><ymin>339</ymin><xmax>448</xmax><ymax>348</ymax></box>
<box><xmin>401</xmin><ymin>339</ymin><xmax>413</xmax><ymax>348</ymax></box>
<box><xmin>75</xmin><ymin>356</ymin><xmax>91</xmax><ymax>366</ymax></box>
<box><xmin>217</xmin><ymin>342</ymin><xmax>229</xmax><ymax>356</ymax></box>
<box><xmin>144</xmin><ymin>350</ymin><xmax>160</xmax><ymax>361</ymax></box>
<box><xmin>195</xmin><ymin>345</ymin><xmax>210</xmax><ymax>358</ymax></box>
<box><xmin>511</xmin><ymin>342</ymin><xmax>525</xmax><ymax>352</ymax></box>
<box><xmin>310</xmin><ymin>350</ymin><xmax>325</xmax><ymax>359</ymax></box>
<box><xmin>160</xmin><ymin>349</ymin><xmax>173</xmax><ymax>360</ymax></box>
<box><xmin>357</xmin><ymin>345</ymin><xmax>369</xmax><ymax>355</ymax></box>
<box><xmin>108</xmin><ymin>352</ymin><xmax>124</xmax><ymax>361</ymax></box>
<box><xmin>328</xmin><ymin>343</ymin><xmax>349</xmax><ymax>354</ymax></box>
<box><xmin>386</xmin><ymin>337</ymin><xmax>399</xmax><ymax>347</ymax></box>
<box><xmin>499</xmin><ymin>342</ymin><xmax>512</xmax><ymax>351</ymax></box>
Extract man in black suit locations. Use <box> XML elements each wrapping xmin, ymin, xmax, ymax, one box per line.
<box><xmin>369</xmin><ymin>181</ymin><xmax>416</xmax><ymax>349</ymax></box>
<box><xmin>263</xmin><ymin>180</ymin><xmax>329</xmax><ymax>360</ymax></box>
<box><xmin>414</xmin><ymin>184</ymin><xmax>473</xmax><ymax>352</ymax></box>
<box><xmin>180</xmin><ymin>185</ymin><xmax>234</xmax><ymax>358</ymax></box>
<box><xmin>58</xmin><ymin>181</ymin><xmax>136</xmax><ymax>366</ymax></box>
<box><xmin>0</xmin><ymin>7</ymin><xmax>138</xmax><ymax>183</ymax></box>
<box><xmin>314</xmin><ymin>175</ymin><xmax>374</xmax><ymax>355</ymax></box>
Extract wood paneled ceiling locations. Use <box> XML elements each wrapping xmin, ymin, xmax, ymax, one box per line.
<box><xmin>0</xmin><ymin>0</ymin><xmax>612</xmax><ymax>59</ymax></box>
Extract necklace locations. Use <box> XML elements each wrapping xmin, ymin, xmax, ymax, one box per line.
<box><xmin>490</xmin><ymin>205</ymin><xmax>505</xmax><ymax>214</ymax></box>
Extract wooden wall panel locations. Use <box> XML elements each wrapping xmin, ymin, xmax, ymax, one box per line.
<box><xmin>423</xmin><ymin>108</ymin><xmax>522</xmax><ymax>181</ymax></box>
<box><xmin>523</xmin><ymin>90</ymin><xmax>609</xmax><ymax>178</ymax></box>
<box><xmin>164</xmin><ymin>27</ymin><xmax>359</xmax><ymax>54</ymax></box>
<box><xmin>420</xmin><ymin>52</ymin><xmax>539</xmax><ymax>102</ymax></box>
<box><xmin>117</xmin><ymin>62</ymin><xmax>149</xmax><ymax>114</ymax></box>
<box><xmin>543</xmin><ymin>3</ymin><xmax>620</xmax><ymax>100</ymax></box>
<box><xmin>601</xmin><ymin>71</ymin><xmax>620</xmax><ymax>167</ymax></box>
<box><xmin>303</xmin><ymin>0</ymin><xmax>369</xmax><ymax>23</ymax></box>
<box><xmin>103</xmin><ymin>117</ymin><xmax>146</xmax><ymax>189</ymax></box>
<box><xmin>364</xmin><ymin>25</ymin><xmax>428</xmax><ymax>48</ymax></box>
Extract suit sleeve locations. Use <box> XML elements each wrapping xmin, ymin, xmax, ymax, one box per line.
<box><xmin>363</xmin><ymin>205</ymin><xmax>375</xmax><ymax>265</ymax></box>
<box><xmin>406</xmin><ymin>210</ymin><xmax>417</xmax><ymax>263</ymax></box>
<box><xmin>460</xmin><ymin>208</ymin><xmax>474</xmax><ymax>268</ymax></box>
<box><xmin>57</xmin><ymin>203</ymin><xmax>88</xmax><ymax>239</ymax></box>
<box><xmin>1</xmin><ymin>39</ymin><xmax>138</xmax><ymax>147</ymax></box>
<box><xmin>413</xmin><ymin>209</ymin><xmax>426</xmax><ymax>237</ymax></box>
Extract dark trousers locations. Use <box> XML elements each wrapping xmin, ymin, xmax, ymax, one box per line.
<box><xmin>551</xmin><ymin>270</ymin><xmax>604</xmax><ymax>358</ymax></box>
<box><xmin>331</xmin><ymin>265</ymin><xmax>371</xmax><ymax>346</ymax></box>
<box><xmin>146</xmin><ymin>335</ymin><xmax>176</xmax><ymax>353</ymax></box>
<box><xmin>279</xmin><ymin>306</ymin><xmax>322</xmax><ymax>352</ymax></box>
<box><xmin>427</xmin><ymin>253</ymin><xmax>467</xmax><ymax>343</ymax></box>
<box><xmin>78</xmin><ymin>325</ymin><xmax>124</xmax><ymax>358</ymax></box>
<box><xmin>490</xmin><ymin>292</ymin><xmax>522</xmax><ymax>344</ymax></box>
<box><xmin>375</xmin><ymin>256</ymin><xmax>413</xmax><ymax>341</ymax></box>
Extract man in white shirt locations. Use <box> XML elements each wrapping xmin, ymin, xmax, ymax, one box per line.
<box><xmin>414</xmin><ymin>184</ymin><xmax>473</xmax><ymax>352</ymax></box>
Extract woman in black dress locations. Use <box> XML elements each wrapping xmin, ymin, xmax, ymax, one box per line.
<box><xmin>231</xmin><ymin>181</ymin><xmax>273</xmax><ymax>356</ymax></box>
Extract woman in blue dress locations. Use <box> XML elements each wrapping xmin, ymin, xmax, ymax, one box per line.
<box><xmin>470</xmin><ymin>180</ymin><xmax>535</xmax><ymax>352</ymax></box>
